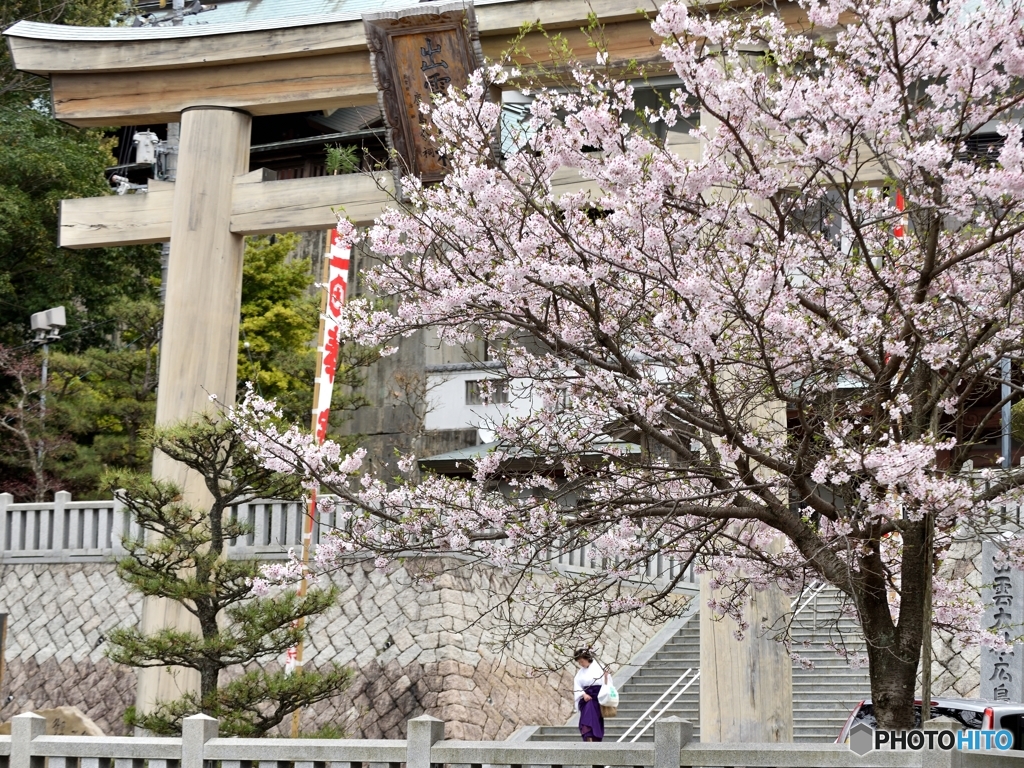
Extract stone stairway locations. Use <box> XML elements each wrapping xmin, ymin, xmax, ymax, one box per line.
<box><xmin>526</xmin><ymin>585</ymin><xmax>870</xmax><ymax>744</ymax></box>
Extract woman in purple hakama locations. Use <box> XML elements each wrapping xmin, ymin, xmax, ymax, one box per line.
<box><xmin>573</xmin><ymin>649</ymin><xmax>606</xmax><ymax>742</ymax></box>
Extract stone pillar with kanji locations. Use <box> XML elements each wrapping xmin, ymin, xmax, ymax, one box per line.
<box><xmin>981</xmin><ymin>540</ymin><xmax>1024</xmax><ymax>701</ymax></box>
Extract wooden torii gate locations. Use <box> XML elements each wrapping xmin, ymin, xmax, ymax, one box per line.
<box><xmin>4</xmin><ymin>0</ymin><xmax>792</xmax><ymax>739</ymax></box>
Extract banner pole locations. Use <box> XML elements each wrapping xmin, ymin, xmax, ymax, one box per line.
<box><xmin>290</xmin><ymin>240</ymin><xmax>334</xmax><ymax>738</ymax></box>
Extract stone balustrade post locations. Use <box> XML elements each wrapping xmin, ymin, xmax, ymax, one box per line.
<box><xmin>53</xmin><ymin>490</ymin><xmax>70</xmax><ymax>552</ymax></box>
<box><xmin>655</xmin><ymin>716</ymin><xmax>692</xmax><ymax>768</ymax></box>
<box><xmin>11</xmin><ymin>712</ymin><xmax>46</xmax><ymax>768</ymax></box>
<box><xmin>0</xmin><ymin>492</ymin><xmax>12</xmax><ymax>555</ymax></box>
<box><xmin>111</xmin><ymin>491</ymin><xmax>127</xmax><ymax>555</ymax></box>
<box><xmin>406</xmin><ymin>715</ymin><xmax>444</xmax><ymax>768</ymax></box>
<box><xmin>182</xmin><ymin>714</ymin><xmax>219</xmax><ymax>768</ymax></box>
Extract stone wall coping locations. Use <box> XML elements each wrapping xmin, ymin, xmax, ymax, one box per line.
<box><xmin>505</xmin><ymin>725</ymin><xmax>541</xmax><ymax>741</ymax></box>
<box><xmin>0</xmin><ymin>736</ymin><xmax>9</xmax><ymax>756</ymax></box>
<box><xmin>7</xmin><ymin>712</ymin><xmax>995</xmax><ymax>768</ymax></box>
<box><xmin>434</xmin><ymin>739</ymin><xmax>653</xmax><ymax>764</ymax></box>
<box><xmin>678</xmin><ymin>744</ymin><xmax>922</xmax><ymax>767</ymax></box>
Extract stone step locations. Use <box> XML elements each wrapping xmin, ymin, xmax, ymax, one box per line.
<box><xmin>527</xmin><ymin>585</ymin><xmax>871</xmax><ymax>744</ymax></box>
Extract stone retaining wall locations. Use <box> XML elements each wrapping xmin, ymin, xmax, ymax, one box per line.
<box><xmin>929</xmin><ymin>538</ymin><xmax>983</xmax><ymax>699</ymax></box>
<box><xmin>0</xmin><ymin>563</ymin><xmax>138</xmax><ymax>735</ymax></box>
<box><xmin>0</xmin><ymin>559</ymin><xmax>667</xmax><ymax>739</ymax></box>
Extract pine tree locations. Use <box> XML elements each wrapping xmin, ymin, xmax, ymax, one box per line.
<box><xmin>105</xmin><ymin>414</ymin><xmax>351</xmax><ymax>736</ymax></box>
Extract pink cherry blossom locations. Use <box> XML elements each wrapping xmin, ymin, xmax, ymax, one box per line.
<box><xmin>229</xmin><ymin>0</ymin><xmax>1024</xmax><ymax>728</ymax></box>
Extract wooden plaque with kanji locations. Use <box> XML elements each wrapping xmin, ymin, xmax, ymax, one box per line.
<box><xmin>364</xmin><ymin>2</ymin><xmax>484</xmax><ymax>185</ymax></box>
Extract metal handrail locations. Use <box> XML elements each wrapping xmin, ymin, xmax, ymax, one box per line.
<box><xmin>616</xmin><ymin>667</ymin><xmax>699</xmax><ymax>743</ymax></box>
<box><xmin>791</xmin><ymin>581</ymin><xmax>830</xmax><ymax>621</ymax></box>
<box><xmin>620</xmin><ymin>669</ymin><xmax>701</xmax><ymax>743</ymax></box>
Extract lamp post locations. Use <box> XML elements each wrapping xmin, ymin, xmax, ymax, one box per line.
<box><xmin>29</xmin><ymin>306</ymin><xmax>66</xmax><ymax>464</ymax></box>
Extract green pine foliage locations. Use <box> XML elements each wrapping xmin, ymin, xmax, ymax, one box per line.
<box><xmin>48</xmin><ymin>300</ymin><xmax>163</xmax><ymax>495</ymax></box>
<box><xmin>239</xmin><ymin>234</ymin><xmax>318</xmax><ymax>419</ymax></box>
<box><xmin>105</xmin><ymin>415</ymin><xmax>352</xmax><ymax>737</ymax></box>
<box><xmin>238</xmin><ymin>234</ymin><xmax>374</xmax><ymax>434</ymax></box>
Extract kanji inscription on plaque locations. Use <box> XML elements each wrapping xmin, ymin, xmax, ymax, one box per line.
<box><xmin>364</xmin><ymin>3</ymin><xmax>484</xmax><ymax>186</ymax></box>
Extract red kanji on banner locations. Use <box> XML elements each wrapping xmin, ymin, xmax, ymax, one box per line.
<box><xmin>327</xmin><ymin>257</ymin><xmax>349</xmax><ymax>318</ymax></box>
<box><xmin>322</xmin><ymin>326</ymin><xmax>340</xmax><ymax>383</ymax></box>
<box><xmin>316</xmin><ymin>408</ymin><xmax>330</xmax><ymax>443</ymax></box>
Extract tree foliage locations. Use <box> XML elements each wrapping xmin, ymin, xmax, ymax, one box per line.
<box><xmin>239</xmin><ymin>233</ymin><xmax>374</xmax><ymax>433</ymax></box>
<box><xmin>233</xmin><ymin>0</ymin><xmax>1024</xmax><ymax>731</ymax></box>
<box><xmin>239</xmin><ymin>234</ymin><xmax>319</xmax><ymax>420</ymax></box>
<box><xmin>0</xmin><ymin>103</ymin><xmax>160</xmax><ymax>349</ymax></box>
<box><xmin>106</xmin><ymin>415</ymin><xmax>352</xmax><ymax>737</ymax></box>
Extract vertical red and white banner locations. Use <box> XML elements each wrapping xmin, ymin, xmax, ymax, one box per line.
<box><xmin>313</xmin><ymin>227</ymin><xmax>352</xmax><ymax>440</ymax></box>
<box><xmin>288</xmin><ymin>222</ymin><xmax>352</xmax><ymax>736</ymax></box>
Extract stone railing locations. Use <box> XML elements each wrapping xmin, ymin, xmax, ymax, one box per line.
<box><xmin>0</xmin><ymin>493</ymin><xmax>697</xmax><ymax>591</ymax></box>
<box><xmin>0</xmin><ymin>712</ymin><xmax>1002</xmax><ymax>768</ymax></box>
<box><xmin>0</xmin><ymin>492</ymin><xmax>127</xmax><ymax>563</ymax></box>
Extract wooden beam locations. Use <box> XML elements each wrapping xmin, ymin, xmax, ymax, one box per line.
<box><xmin>58</xmin><ymin>166</ymin><xmax>620</xmax><ymax>249</ymax></box>
<box><xmin>58</xmin><ymin>172</ymin><xmax>394</xmax><ymax>249</ymax></box>
<box><xmin>59</xmin><ymin>184</ymin><xmax>174</xmax><ymax>248</ymax></box>
<box><xmin>51</xmin><ymin>51</ymin><xmax>378</xmax><ymax>127</ymax></box>
<box><xmin>484</xmin><ymin>18</ymin><xmax>672</xmax><ymax>77</ymax></box>
<box><xmin>229</xmin><ymin>173</ymin><xmax>393</xmax><ymax>236</ymax></box>
<box><xmin>4</xmin><ymin>18</ymin><xmax>370</xmax><ymax>75</ymax></box>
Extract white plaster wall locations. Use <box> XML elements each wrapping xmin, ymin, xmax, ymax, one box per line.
<box><xmin>423</xmin><ymin>371</ymin><xmax>534</xmax><ymax>440</ymax></box>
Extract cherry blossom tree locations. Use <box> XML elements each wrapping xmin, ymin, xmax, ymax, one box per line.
<box><xmin>231</xmin><ymin>0</ymin><xmax>1024</xmax><ymax>729</ymax></box>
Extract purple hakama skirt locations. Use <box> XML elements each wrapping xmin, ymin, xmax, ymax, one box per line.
<box><xmin>578</xmin><ymin>683</ymin><xmax>604</xmax><ymax>742</ymax></box>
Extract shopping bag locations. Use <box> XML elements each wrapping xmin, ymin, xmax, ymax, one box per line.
<box><xmin>598</xmin><ymin>670</ymin><xmax>619</xmax><ymax>716</ymax></box>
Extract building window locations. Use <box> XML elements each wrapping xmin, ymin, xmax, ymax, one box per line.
<box><xmin>466</xmin><ymin>379</ymin><xmax>509</xmax><ymax>405</ymax></box>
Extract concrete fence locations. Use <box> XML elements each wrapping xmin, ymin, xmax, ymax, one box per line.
<box><xmin>0</xmin><ymin>713</ymin><xmax>1013</xmax><ymax>768</ymax></box>
<box><xmin>0</xmin><ymin>493</ymin><xmax>696</xmax><ymax>591</ymax></box>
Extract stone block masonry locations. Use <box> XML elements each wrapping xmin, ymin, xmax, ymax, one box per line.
<box><xmin>0</xmin><ymin>563</ymin><xmax>138</xmax><ymax>734</ymax></box>
<box><xmin>0</xmin><ymin>558</ymin><xmax>663</xmax><ymax>738</ymax></box>
<box><xmin>927</xmin><ymin>538</ymin><xmax>983</xmax><ymax>699</ymax></box>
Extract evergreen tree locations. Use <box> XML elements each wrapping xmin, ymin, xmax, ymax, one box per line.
<box><xmin>0</xmin><ymin>103</ymin><xmax>161</xmax><ymax>349</ymax></box>
<box><xmin>239</xmin><ymin>234</ymin><xmax>374</xmax><ymax>433</ymax></box>
<box><xmin>105</xmin><ymin>415</ymin><xmax>351</xmax><ymax>736</ymax></box>
<box><xmin>238</xmin><ymin>234</ymin><xmax>318</xmax><ymax>420</ymax></box>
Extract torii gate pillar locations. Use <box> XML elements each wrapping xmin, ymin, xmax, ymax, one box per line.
<box><xmin>139</xmin><ymin>106</ymin><xmax>252</xmax><ymax>711</ymax></box>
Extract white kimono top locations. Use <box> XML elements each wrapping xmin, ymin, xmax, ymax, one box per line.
<box><xmin>573</xmin><ymin>660</ymin><xmax>606</xmax><ymax>708</ymax></box>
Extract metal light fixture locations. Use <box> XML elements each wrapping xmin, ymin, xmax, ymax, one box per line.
<box><xmin>30</xmin><ymin>306</ymin><xmax>65</xmax><ymax>344</ymax></box>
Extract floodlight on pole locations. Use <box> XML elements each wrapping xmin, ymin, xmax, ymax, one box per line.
<box><xmin>29</xmin><ymin>306</ymin><xmax>66</xmax><ymax>465</ymax></box>
<box><xmin>30</xmin><ymin>306</ymin><xmax>66</xmax><ymax>344</ymax></box>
